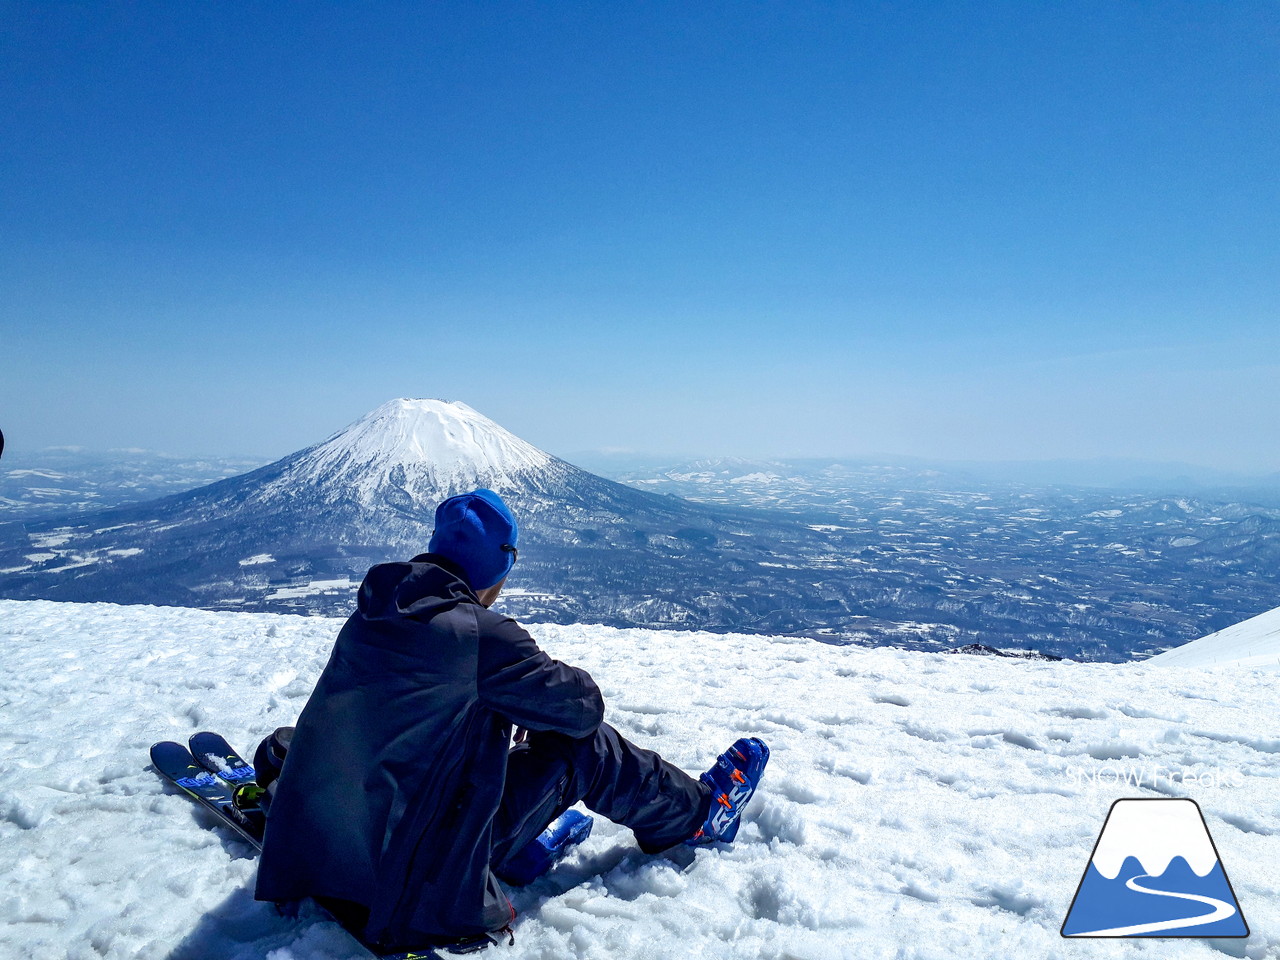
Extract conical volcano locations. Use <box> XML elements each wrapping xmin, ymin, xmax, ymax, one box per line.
<box><xmin>277</xmin><ymin>398</ymin><xmax>562</xmax><ymax>504</ymax></box>
<box><xmin>0</xmin><ymin>400</ymin><xmax>839</xmax><ymax>632</ymax></box>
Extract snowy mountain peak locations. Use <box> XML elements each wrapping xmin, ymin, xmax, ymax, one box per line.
<box><xmin>281</xmin><ymin>399</ymin><xmax>557</xmax><ymax>502</ymax></box>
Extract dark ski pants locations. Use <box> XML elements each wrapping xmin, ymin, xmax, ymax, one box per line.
<box><xmin>489</xmin><ymin>722</ymin><xmax>711</xmax><ymax>873</ymax></box>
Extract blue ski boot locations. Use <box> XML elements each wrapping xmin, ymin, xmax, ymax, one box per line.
<box><xmin>686</xmin><ymin>737</ymin><xmax>769</xmax><ymax>845</ymax></box>
<box><xmin>498</xmin><ymin>809</ymin><xmax>594</xmax><ymax>885</ymax></box>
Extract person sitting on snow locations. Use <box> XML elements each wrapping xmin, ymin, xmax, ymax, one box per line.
<box><xmin>253</xmin><ymin>488</ymin><xmax>769</xmax><ymax>953</ymax></box>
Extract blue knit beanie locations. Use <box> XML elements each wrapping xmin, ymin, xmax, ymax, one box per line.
<box><xmin>428</xmin><ymin>489</ymin><xmax>518</xmax><ymax>590</ymax></box>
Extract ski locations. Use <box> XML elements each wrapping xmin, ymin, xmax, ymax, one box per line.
<box><xmin>189</xmin><ymin>731</ymin><xmax>257</xmax><ymax>787</ymax></box>
<box><xmin>154</xmin><ymin>734</ymin><xmax>489</xmax><ymax>959</ymax></box>
<box><xmin>150</xmin><ymin>740</ymin><xmax>264</xmax><ymax>848</ymax></box>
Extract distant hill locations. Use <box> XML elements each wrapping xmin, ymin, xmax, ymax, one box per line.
<box><xmin>595</xmin><ymin>454</ymin><xmax>1280</xmax><ymax>502</ymax></box>
<box><xmin>0</xmin><ymin>448</ymin><xmax>267</xmax><ymax>520</ymax></box>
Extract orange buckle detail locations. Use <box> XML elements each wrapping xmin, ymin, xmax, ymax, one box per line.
<box><xmin>716</xmin><ymin>794</ymin><xmax>733</xmax><ymax>809</ymax></box>
<box><xmin>730</xmin><ymin>770</ymin><xmax>746</xmax><ymax>783</ymax></box>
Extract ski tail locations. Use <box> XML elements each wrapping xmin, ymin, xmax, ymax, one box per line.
<box><xmin>150</xmin><ymin>740</ymin><xmax>265</xmax><ymax>848</ymax></box>
<box><xmin>153</xmin><ymin>733</ymin><xmax>501</xmax><ymax>958</ymax></box>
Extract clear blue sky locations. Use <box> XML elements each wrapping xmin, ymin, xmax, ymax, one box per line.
<box><xmin>3</xmin><ymin>1</ymin><xmax>1277</xmax><ymax>471</ymax></box>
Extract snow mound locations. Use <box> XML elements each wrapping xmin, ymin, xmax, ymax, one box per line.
<box><xmin>1146</xmin><ymin>604</ymin><xmax>1280</xmax><ymax>671</ymax></box>
<box><xmin>1</xmin><ymin>598</ymin><xmax>1276</xmax><ymax>959</ymax></box>
<box><xmin>283</xmin><ymin>398</ymin><xmax>555</xmax><ymax>502</ymax></box>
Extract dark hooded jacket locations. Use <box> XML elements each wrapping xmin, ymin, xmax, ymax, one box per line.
<box><xmin>254</xmin><ymin>554</ymin><xmax>604</xmax><ymax>946</ymax></box>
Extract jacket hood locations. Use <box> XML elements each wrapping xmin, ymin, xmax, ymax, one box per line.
<box><xmin>356</xmin><ymin>553</ymin><xmax>478</xmax><ymax>621</ymax></box>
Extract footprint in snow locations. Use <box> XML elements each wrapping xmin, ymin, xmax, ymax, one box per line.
<box><xmin>872</xmin><ymin>692</ymin><xmax>911</xmax><ymax>707</ymax></box>
<box><xmin>1046</xmin><ymin>705</ymin><xmax>1109</xmax><ymax>720</ymax></box>
<box><xmin>1218</xmin><ymin>812</ymin><xmax>1276</xmax><ymax>835</ymax></box>
<box><xmin>972</xmin><ymin>884</ymin><xmax>1041</xmax><ymax>916</ymax></box>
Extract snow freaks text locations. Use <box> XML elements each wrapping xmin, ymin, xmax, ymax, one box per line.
<box><xmin>1065</xmin><ymin>764</ymin><xmax>1245</xmax><ymax>791</ymax></box>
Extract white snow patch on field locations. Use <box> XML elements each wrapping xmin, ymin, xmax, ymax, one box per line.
<box><xmin>0</xmin><ymin>599</ymin><xmax>1276</xmax><ymax>959</ymax></box>
<box><xmin>5</xmin><ymin>469</ymin><xmax>68</xmax><ymax>480</ymax></box>
<box><xmin>265</xmin><ymin>579</ymin><xmax>356</xmax><ymax>600</ymax></box>
<box><xmin>27</xmin><ymin>532</ymin><xmax>76</xmax><ymax>548</ymax></box>
<box><xmin>24</xmin><ymin>488</ymin><xmax>76</xmax><ymax>499</ymax></box>
<box><xmin>39</xmin><ymin>558</ymin><xmax>101</xmax><ymax>574</ymax></box>
<box><xmin>500</xmin><ymin>588</ymin><xmax>573</xmax><ymax>603</ymax></box>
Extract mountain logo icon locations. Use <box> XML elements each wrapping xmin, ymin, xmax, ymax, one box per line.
<box><xmin>1061</xmin><ymin>798</ymin><xmax>1249</xmax><ymax>938</ymax></box>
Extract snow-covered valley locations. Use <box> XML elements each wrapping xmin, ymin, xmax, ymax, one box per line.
<box><xmin>7</xmin><ymin>400</ymin><xmax>1280</xmax><ymax>662</ymax></box>
<box><xmin>1</xmin><ymin>599</ymin><xmax>1276</xmax><ymax>959</ymax></box>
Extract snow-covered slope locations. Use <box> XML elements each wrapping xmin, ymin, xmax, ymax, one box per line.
<box><xmin>267</xmin><ymin>399</ymin><xmax>560</xmax><ymax>505</ymax></box>
<box><xmin>1</xmin><ymin>599</ymin><xmax>1276</xmax><ymax>959</ymax></box>
<box><xmin>1146</xmin><ymin>604</ymin><xmax>1280</xmax><ymax>671</ymax></box>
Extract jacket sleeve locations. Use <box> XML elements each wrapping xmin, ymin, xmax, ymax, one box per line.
<box><xmin>476</xmin><ymin>614</ymin><xmax>605</xmax><ymax>739</ymax></box>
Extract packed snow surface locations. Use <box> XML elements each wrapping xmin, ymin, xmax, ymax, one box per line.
<box><xmin>1</xmin><ymin>599</ymin><xmax>1277</xmax><ymax>959</ymax></box>
<box><xmin>1147</xmin><ymin>604</ymin><xmax>1280</xmax><ymax>672</ymax></box>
